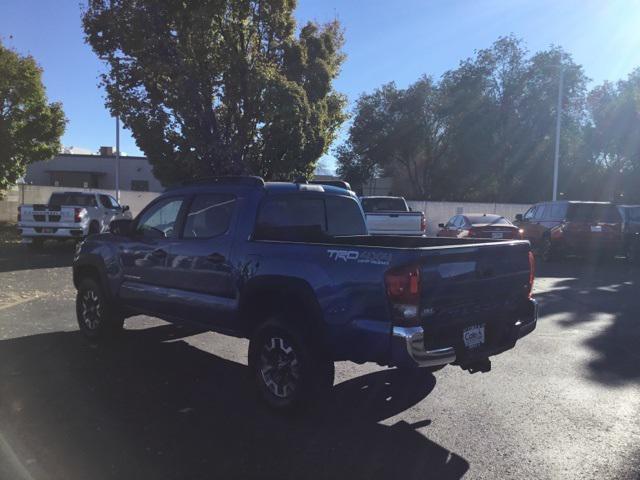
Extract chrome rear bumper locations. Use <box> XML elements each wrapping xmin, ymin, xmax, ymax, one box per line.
<box><xmin>390</xmin><ymin>299</ymin><xmax>538</xmax><ymax>368</ymax></box>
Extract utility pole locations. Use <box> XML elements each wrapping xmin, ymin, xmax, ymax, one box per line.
<box><xmin>552</xmin><ymin>66</ymin><xmax>564</xmax><ymax>201</ymax></box>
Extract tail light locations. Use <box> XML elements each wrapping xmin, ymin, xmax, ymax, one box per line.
<box><xmin>420</xmin><ymin>213</ymin><xmax>426</xmax><ymax>232</ymax></box>
<box><xmin>528</xmin><ymin>251</ymin><xmax>535</xmax><ymax>298</ymax></box>
<box><xmin>17</xmin><ymin>206</ymin><xmax>21</xmax><ymax>222</ymax></box>
<box><xmin>74</xmin><ymin>208</ymin><xmax>85</xmax><ymax>223</ymax></box>
<box><xmin>385</xmin><ymin>263</ymin><xmax>421</xmax><ymax>326</ymax></box>
<box><xmin>468</xmin><ymin>227</ymin><xmax>479</xmax><ymax>237</ymax></box>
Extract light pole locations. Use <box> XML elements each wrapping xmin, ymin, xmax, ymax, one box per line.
<box><xmin>115</xmin><ymin>115</ymin><xmax>120</xmax><ymax>202</ymax></box>
<box><xmin>99</xmin><ymin>54</ymin><xmax>121</xmax><ymax>202</ymax></box>
<box><xmin>552</xmin><ymin>66</ymin><xmax>564</xmax><ymax>201</ymax></box>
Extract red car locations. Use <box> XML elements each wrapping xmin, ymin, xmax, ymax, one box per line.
<box><xmin>514</xmin><ymin>201</ymin><xmax>622</xmax><ymax>261</ymax></box>
<box><xmin>437</xmin><ymin>214</ymin><xmax>521</xmax><ymax>240</ymax></box>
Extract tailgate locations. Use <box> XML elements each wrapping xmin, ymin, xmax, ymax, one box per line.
<box><xmin>418</xmin><ymin>242</ymin><xmax>532</xmax><ymax>358</ymax></box>
<box><xmin>366</xmin><ymin>212</ymin><xmax>423</xmax><ymax>234</ymax></box>
<box><xmin>19</xmin><ymin>204</ymin><xmax>76</xmax><ymax>224</ymax></box>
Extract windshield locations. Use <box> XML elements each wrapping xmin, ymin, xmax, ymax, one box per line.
<box><xmin>567</xmin><ymin>204</ymin><xmax>621</xmax><ymax>223</ymax></box>
<box><xmin>48</xmin><ymin>193</ymin><xmax>96</xmax><ymax>207</ymax></box>
<box><xmin>361</xmin><ymin>197</ymin><xmax>408</xmax><ymax>213</ymax></box>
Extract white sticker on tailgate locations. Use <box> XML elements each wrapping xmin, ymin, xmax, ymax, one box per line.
<box><xmin>463</xmin><ymin>324</ymin><xmax>485</xmax><ymax>349</ymax></box>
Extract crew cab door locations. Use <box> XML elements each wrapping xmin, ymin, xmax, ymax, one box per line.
<box><xmin>165</xmin><ymin>193</ymin><xmax>238</xmax><ymax>328</ymax></box>
<box><xmin>118</xmin><ymin>195</ymin><xmax>186</xmax><ymax>314</ymax></box>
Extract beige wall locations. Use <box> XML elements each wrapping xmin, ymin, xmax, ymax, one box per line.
<box><xmin>1</xmin><ymin>185</ymin><xmax>160</xmax><ymax>222</ymax></box>
<box><xmin>1</xmin><ymin>185</ymin><xmax>531</xmax><ymax>235</ymax></box>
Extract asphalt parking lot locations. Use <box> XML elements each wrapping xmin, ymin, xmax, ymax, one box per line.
<box><xmin>0</xmin><ymin>231</ymin><xmax>639</xmax><ymax>480</ymax></box>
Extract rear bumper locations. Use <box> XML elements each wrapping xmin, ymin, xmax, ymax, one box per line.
<box><xmin>390</xmin><ymin>298</ymin><xmax>538</xmax><ymax>368</ymax></box>
<box><xmin>19</xmin><ymin>224</ymin><xmax>88</xmax><ymax>240</ymax></box>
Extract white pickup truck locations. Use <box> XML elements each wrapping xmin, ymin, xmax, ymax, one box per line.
<box><xmin>18</xmin><ymin>191</ymin><xmax>132</xmax><ymax>249</ymax></box>
<box><xmin>360</xmin><ymin>196</ymin><xmax>426</xmax><ymax>235</ymax></box>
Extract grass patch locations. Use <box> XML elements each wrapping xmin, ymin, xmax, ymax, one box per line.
<box><xmin>0</xmin><ymin>222</ymin><xmax>20</xmax><ymax>244</ymax></box>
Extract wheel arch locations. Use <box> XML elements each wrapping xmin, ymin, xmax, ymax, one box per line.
<box><xmin>239</xmin><ymin>275</ymin><xmax>326</xmax><ymax>343</ymax></box>
<box><xmin>73</xmin><ymin>256</ymin><xmax>111</xmax><ymax>298</ymax></box>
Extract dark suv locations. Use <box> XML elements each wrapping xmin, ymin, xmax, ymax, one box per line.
<box><xmin>515</xmin><ymin>201</ymin><xmax>622</xmax><ymax>261</ymax></box>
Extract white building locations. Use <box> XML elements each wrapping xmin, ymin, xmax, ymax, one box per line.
<box><xmin>24</xmin><ymin>147</ymin><xmax>163</xmax><ymax>192</ymax></box>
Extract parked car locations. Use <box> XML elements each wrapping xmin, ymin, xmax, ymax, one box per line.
<box><xmin>360</xmin><ymin>196</ymin><xmax>426</xmax><ymax>235</ymax></box>
<box><xmin>437</xmin><ymin>214</ymin><xmax>521</xmax><ymax>240</ymax></box>
<box><xmin>515</xmin><ymin>201</ymin><xmax>622</xmax><ymax>261</ymax></box>
<box><xmin>18</xmin><ymin>191</ymin><xmax>131</xmax><ymax>249</ymax></box>
<box><xmin>618</xmin><ymin>205</ymin><xmax>640</xmax><ymax>262</ymax></box>
<box><xmin>73</xmin><ymin>176</ymin><xmax>537</xmax><ymax>410</ymax></box>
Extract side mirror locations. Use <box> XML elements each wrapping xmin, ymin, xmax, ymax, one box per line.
<box><xmin>109</xmin><ymin>219</ymin><xmax>133</xmax><ymax>236</ymax></box>
<box><xmin>438</xmin><ymin>223</ymin><xmax>445</xmax><ymax>228</ymax></box>
<box><xmin>122</xmin><ymin>205</ymin><xmax>130</xmax><ymax>212</ymax></box>
<box><xmin>515</xmin><ymin>214</ymin><xmax>524</xmax><ymax>222</ymax></box>
<box><xmin>409</xmin><ymin>207</ymin><xmax>413</xmax><ymax>212</ymax></box>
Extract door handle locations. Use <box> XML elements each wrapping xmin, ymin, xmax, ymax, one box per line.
<box><xmin>206</xmin><ymin>252</ymin><xmax>226</xmax><ymax>263</ymax></box>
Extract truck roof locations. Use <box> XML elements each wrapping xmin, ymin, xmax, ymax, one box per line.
<box><xmin>166</xmin><ymin>176</ymin><xmax>356</xmax><ymax>197</ymax></box>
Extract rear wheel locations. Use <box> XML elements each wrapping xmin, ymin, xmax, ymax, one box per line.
<box><xmin>248</xmin><ymin>317</ymin><xmax>334</xmax><ymax>411</ymax></box>
<box><xmin>76</xmin><ymin>278</ymin><xmax>124</xmax><ymax>341</ymax></box>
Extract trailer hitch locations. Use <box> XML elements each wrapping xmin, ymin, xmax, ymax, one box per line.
<box><xmin>461</xmin><ymin>358</ymin><xmax>492</xmax><ymax>374</ymax></box>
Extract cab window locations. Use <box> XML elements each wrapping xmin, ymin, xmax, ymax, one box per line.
<box><xmin>136</xmin><ymin>197</ymin><xmax>184</xmax><ymax>238</ymax></box>
<box><xmin>183</xmin><ymin>194</ymin><xmax>235</xmax><ymax>239</ymax></box>
<box><xmin>523</xmin><ymin>206</ymin><xmax>537</xmax><ymax>221</ymax></box>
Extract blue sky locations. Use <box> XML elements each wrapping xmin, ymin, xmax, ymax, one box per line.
<box><xmin>2</xmin><ymin>0</ymin><xmax>640</xmax><ymax>170</ymax></box>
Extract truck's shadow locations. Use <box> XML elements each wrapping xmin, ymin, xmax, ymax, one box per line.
<box><xmin>0</xmin><ymin>326</ymin><xmax>469</xmax><ymax>480</ymax></box>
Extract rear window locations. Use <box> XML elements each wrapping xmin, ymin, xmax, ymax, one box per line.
<box><xmin>466</xmin><ymin>215</ymin><xmax>510</xmax><ymax>225</ymax></box>
<box><xmin>254</xmin><ymin>194</ymin><xmax>366</xmax><ymax>241</ymax></box>
<box><xmin>361</xmin><ymin>197</ymin><xmax>408</xmax><ymax>213</ymax></box>
<box><xmin>326</xmin><ymin>196</ymin><xmax>367</xmax><ymax>236</ymax></box>
<box><xmin>49</xmin><ymin>193</ymin><xmax>97</xmax><ymax>207</ymax></box>
<box><xmin>567</xmin><ymin>204</ymin><xmax>621</xmax><ymax>223</ymax></box>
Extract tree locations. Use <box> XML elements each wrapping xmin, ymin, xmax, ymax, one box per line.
<box><xmin>83</xmin><ymin>0</ymin><xmax>347</xmax><ymax>185</ymax></box>
<box><xmin>585</xmin><ymin>70</ymin><xmax>640</xmax><ymax>202</ymax></box>
<box><xmin>439</xmin><ymin>36</ymin><xmax>588</xmax><ymax>202</ymax></box>
<box><xmin>0</xmin><ymin>42</ymin><xmax>66</xmax><ymax>192</ymax></box>
<box><xmin>336</xmin><ymin>77</ymin><xmax>449</xmax><ymax>198</ymax></box>
<box><xmin>338</xmin><ymin>36</ymin><xmax>591</xmax><ymax>203</ymax></box>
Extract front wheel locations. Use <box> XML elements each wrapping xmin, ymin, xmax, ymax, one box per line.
<box><xmin>541</xmin><ymin>236</ymin><xmax>560</xmax><ymax>262</ymax></box>
<box><xmin>248</xmin><ymin>318</ymin><xmax>334</xmax><ymax>411</ymax></box>
<box><xmin>76</xmin><ymin>278</ymin><xmax>124</xmax><ymax>341</ymax></box>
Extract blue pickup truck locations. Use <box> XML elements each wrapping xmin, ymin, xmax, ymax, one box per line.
<box><xmin>73</xmin><ymin>177</ymin><xmax>537</xmax><ymax>409</ymax></box>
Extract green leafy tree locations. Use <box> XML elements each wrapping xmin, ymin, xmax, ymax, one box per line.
<box><xmin>585</xmin><ymin>70</ymin><xmax>640</xmax><ymax>201</ymax></box>
<box><xmin>336</xmin><ymin>77</ymin><xmax>449</xmax><ymax>198</ymax></box>
<box><xmin>439</xmin><ymin>36</ymin><xmax>588</xmax><ymax>202</ymax></box>
<box><xmin>83</xmin><ymin>0</ymin><xmax>347</xmax><ymax>184</ymax></box>
<box><xmin>339</xmin><ymin>36</ymin><xmax>591</xmax><ymax>203</ymax></box>
<box><xmin>0</xmin><ymin>42</ymin><xmax>66</xmax><ymax>192</ymax></box>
